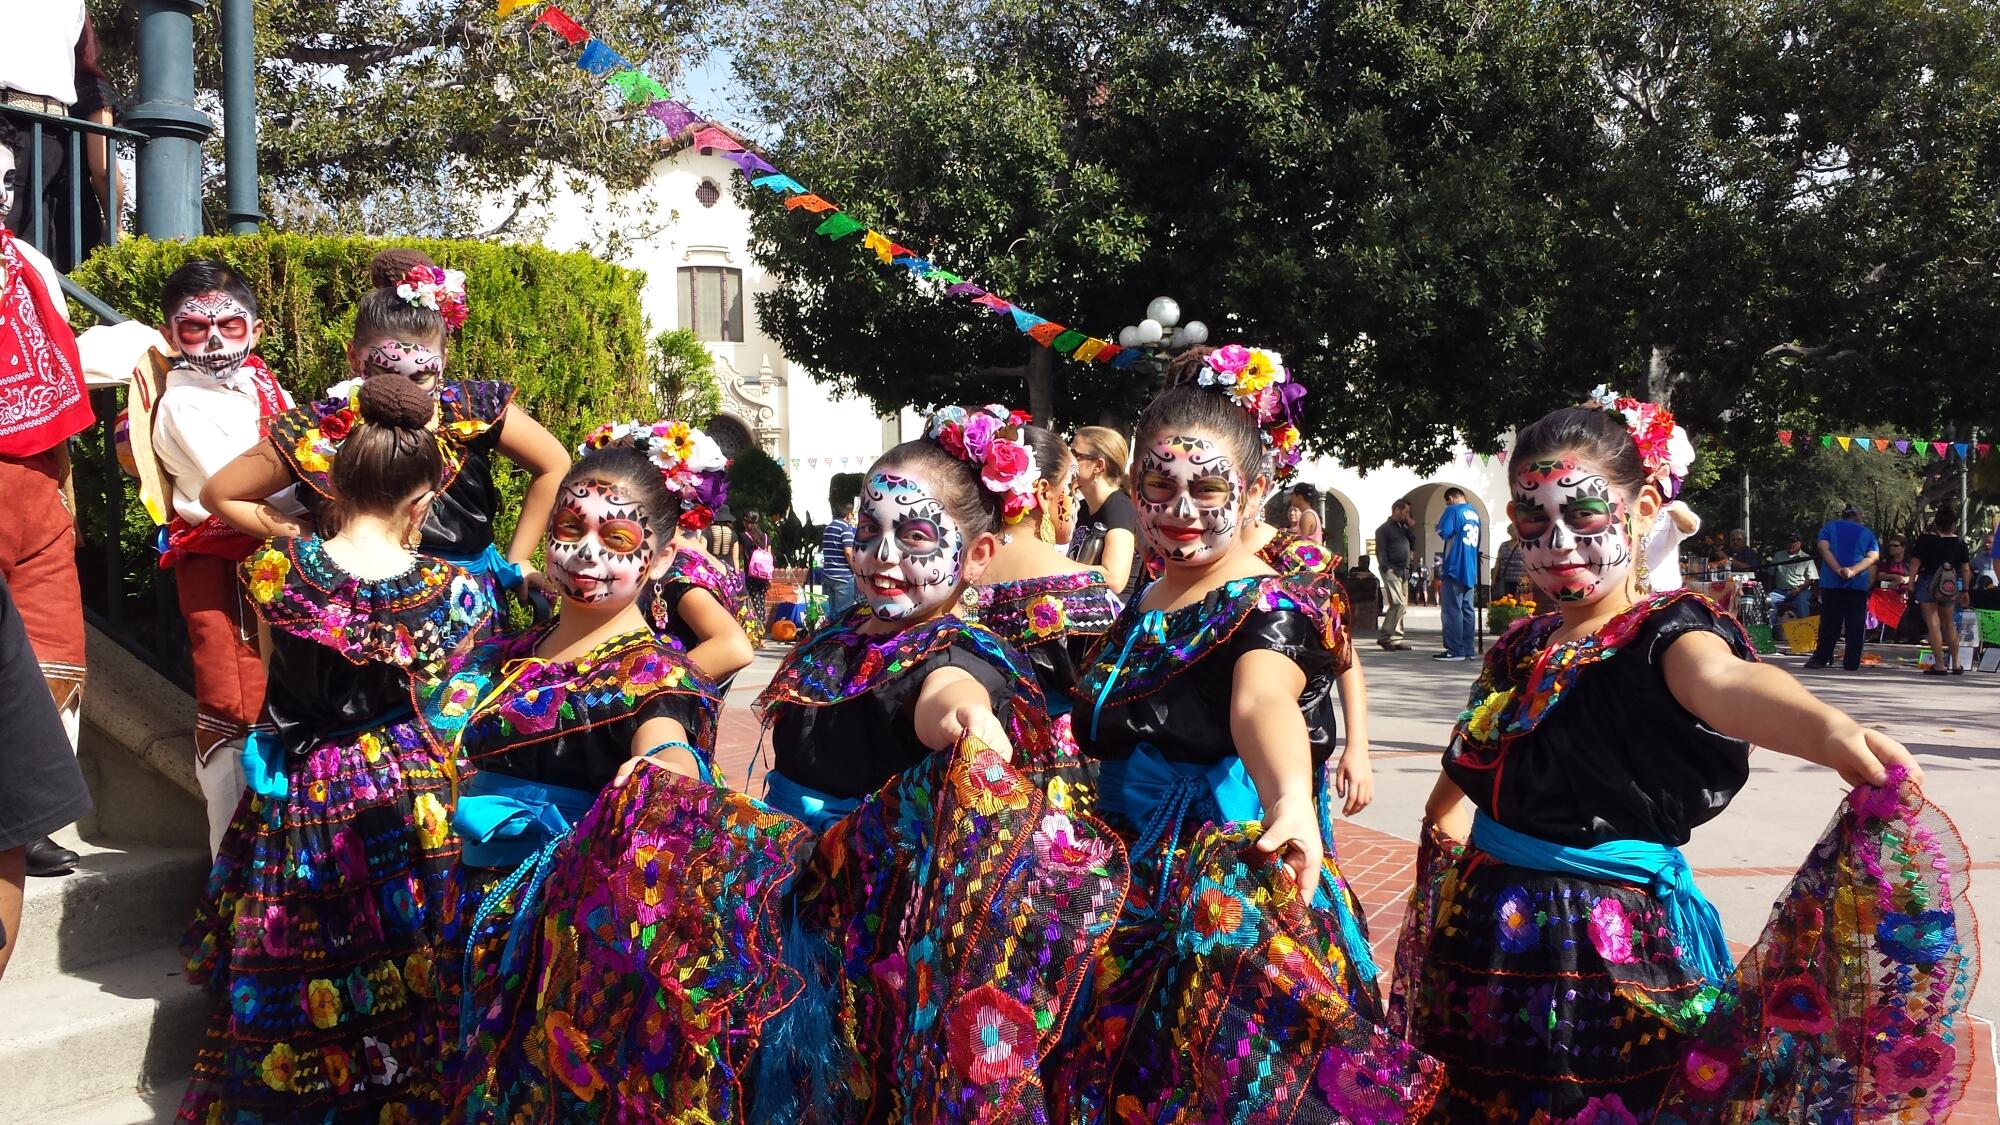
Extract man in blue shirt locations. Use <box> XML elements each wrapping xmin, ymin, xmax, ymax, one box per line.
<box><xmin>821</xmin><ymin>498</ymin><xmax>858</xmax><ymax>615</ymax></box>
<box><xmin>1434</xmin><ymin>487</ymin><xmax>1482</xmax><ymax>661</ymax></box>
<box><xmin>1808</xmin><ymin>504</ymin><xmax>1879</xmax><ymax>671</ymax></box>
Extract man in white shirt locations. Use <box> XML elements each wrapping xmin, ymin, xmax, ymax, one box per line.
<box><xmin>143</xmin><ymin>261</ymin><xmax>300</xmax><ymax>853</ymax></box>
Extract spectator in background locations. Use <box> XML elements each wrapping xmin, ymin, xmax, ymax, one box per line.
<box><xmin>1808</xmin><ymin>504</ymin><xmax>1880</xmax><ymax>671</ymax></box>
<box><xmin>705</xmin><ymin>504</ymin><xmax>738</xmax><ymax>568</ymax></box>
<box><xmin>1768</xmin><ymin>531</ymin><xmax>1818</xmax><ymax>621</ymax></box>
<box><xmin>0</xmin><ymin>142</ymin><xmax>93</xmax><ymax>878</ymax></box>
<box><xmin>1727</xmin><ymin>527</ymin><xmax>1761</xmax><ymax>575</ymax></box>
<box><xmin>0</xmin><ymin>573</ymin><xmax>91</xmax><ymax>977</ymax></box>
<box><xmin>1434</xmin><ymin>487</ymin><xmax>1481</xmax><ymax>661</ymax></box>
<box><xmin>1697</xmin><ymin>546</ymin><xmax>1742</xmax><ymax>609</ymax></box>
<box><xmin>2</xmin><ymin>0</ymin><xmax>120</xmax><ymax>267</ymax></box>
<box><xmin>1644</xmin><ymin>500</ymin><xmax>1700</xmax><ymax>592</ymax></box>
<box><xmin>821</xmin><ymin>496</ymin><xmax>858</xmax><ymax>615</ymax></box>
<box><xmin>1068</xmin><ymin>425</ymin><xmax>1140</xmax><ymax>602</ymax></box>
<box><xmin>1911</xmin><ymin>509</ymin><xmax>1972</xmax><ymax>676</ymax></box>
<box><xmin>1373</xmin><ymin>498</ymin><xmax>1418</xmax><ymax>650</ymax></box>
<box><xmin>740</xmin><ymin>509</ymin><xmax>773</xmax><ymax>641</ymax></box>
<box><xmin>1492</xmin><ymin>525</ymin><xmax>1528</xmax><ymax>596</ymax></box>
<box><xmin>1287</xmin><ymin>483</ymin><xmax>1324</xmax><ymax>543</ymax></box>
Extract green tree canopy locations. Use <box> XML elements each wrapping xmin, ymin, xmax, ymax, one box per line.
<box><xmin>650</xmin><ymin>328</ymin><xmax>723</xmax><ymax>424</ymax></box>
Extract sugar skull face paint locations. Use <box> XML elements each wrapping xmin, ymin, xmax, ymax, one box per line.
<box><xmin>546</xmin><ymin>479</ymin><xmax>657</xmax><ymax>606</ymax></box>
<box><xmin>361</xmin><ymin>337</ymin><xmax>445</xmax><ymax>393</ymax></box>
<box><xmin>170</xmin><ymin>292</ymin><xmax>261</xmax><ymax>377</ymax></box>
<box><xmin>0</xmin><ymin>146</ymin><xmax>15</xmax><ymax>221</ymax></box>
<box><xmin>854</xmin><ymin>471</ymin><xmax>964</xmax><ymax>622</ymax></box>
<box><xmin>1135</xmin><ymin>434</ymin><xmax>1243</xmax><ymax>565</ymax></box>
<box><xmin>1510</xmin><ymin>457</ymin><xmax>1634</xmax><ymax>604</ymax></box>
<box><xmin>1049</xmin><ymin>462</ymin><xmax>1079</xmax><ymax>544</ymax></box>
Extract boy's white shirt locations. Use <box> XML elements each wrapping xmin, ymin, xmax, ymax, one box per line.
<box><xmin>152</xmin><ymin>362</ymin><xmax>302</xmax><ymax>524</ymax></box>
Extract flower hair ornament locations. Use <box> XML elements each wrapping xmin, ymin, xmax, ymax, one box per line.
<box><xmin>396</xmin><ymin>265</ymin><xmax>470</xmax><ymax>331</ymax></box>
<box><xmin>579</xmin><ymin>419</ymin><xmax>732</xmax><ymax>530</ymax></box>
<box><xmin>1193</xmin><ymin>343</ymin><xmax>1308</xmax><ymax>478</ymax></box>
<box><xmin>1583</xmin><ymin>385</ymin><xmax>1696</xmax><ymax>498</ymax></box>
<box><xmin>924</xmin><ymin>404</ymin><xmax>1040</xmax><ymax>524</ymax></box>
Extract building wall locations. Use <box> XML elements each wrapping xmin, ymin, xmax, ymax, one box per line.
<box><xmin>1292</xmin><ymin>446</ymin><xmax>1512</xmax><ymax>582</ymax></box>
<box><xmin>479</xmin><ymin>148</ymin><xmax>895</xmax><ymax>518</ymax></box>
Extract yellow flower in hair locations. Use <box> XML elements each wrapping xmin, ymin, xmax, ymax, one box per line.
<box><xmin>659</xmin><ymin>420</ymin><xmax>696</xmax><ymax>464</ymax></box>
<box><xmin>1235</xmin><ymin>349</ymin><xmax>1279</xmax><ymax>394</ymax></box>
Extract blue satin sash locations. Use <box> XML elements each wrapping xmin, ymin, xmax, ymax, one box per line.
<box><xmin>763</xmin><ymin>770</ymin><xmax>863</xmax><ymax>834</ymax></box>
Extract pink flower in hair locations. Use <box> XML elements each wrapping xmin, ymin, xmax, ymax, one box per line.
<box><xmin>963</xmin><ymin>411</ymin><xmax>1000</xmax><ymax>461</ymax></box>
<box><xmin>1208</xmin><ymin>344</ymin><xmax>1252</xmax><ymax>375</ymax></box>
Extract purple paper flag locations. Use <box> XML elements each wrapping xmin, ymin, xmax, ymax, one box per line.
<box><xmin>945</xmin><ymin>282</ymin><xmax>985</xmax><ymax>299</ymax></box>
<box><xmin>1894</xmin><ymin>439</ymin><xmax>1910</xmax><ymax>454</ymax></box>
<box><xmin>722</xmin><ymin>151</ymin><xmax>779</xmax><ymax>178</ymax></box>
<box><xmin>645</xmin><ymin>99</ymin><xmax>701</xmax><ymax>134</ymax></box>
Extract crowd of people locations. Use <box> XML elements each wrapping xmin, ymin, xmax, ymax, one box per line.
<box><xmin>0</xmin><ymin>222</ymin><xmax>1980</xmax><ymax>1125</ymax></box>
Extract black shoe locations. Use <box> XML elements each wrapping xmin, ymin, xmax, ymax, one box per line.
<box><xmin>25</xmin><ymin>836</ymin><xmax>79</xmax><ymax>877</ymax></box>
<box><xmin>1802</xmin><ymin>659</ymin><xmax>1831</xmax><ymax>669</ymax></box>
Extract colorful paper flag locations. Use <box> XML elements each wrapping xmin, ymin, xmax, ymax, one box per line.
<box><xmin>496</xmin><ymin>0</ymin><xmax>536</xmax><ymax>18</ymax></box>
<box><xmin>1933</xmin><ymin>442</ymin><xmax>1949</xmax><ymax>458</ymax></box>
<box><xmin>1072</xmin><ymin>338</ymin><xmax>1106</xmax><ymax>363</ymax></box>
<box><xmin>1820</xmin><ymin>435</ymin><xmax>1833</xmax><ymax>449</ymax></box>
<box><xmin>689</xmin><ymin>125</ymin><xmax>743</xmax><ymax>153</ymax></box>
<box><xmin>606</xmin><ymin>69</ymin><xmax>668</xmax><ymax>105</ymax></box>
<box><xmin>1955</xmin><ymin>443</ymin><xmax>1970</xmax><ymax>458</ymax></box>
<box><xmin>972</xmin><ymin>294</ymin><xmax>1012</xmax><ymax>314</ymax></box>
<box><xmin>533</xmin><ymin>5</ymin><xmax>588</xmax><ymax>43</ymax></box>
<box><xmin>722</xmin><ymin>151</ymin><xmax>779</xmax><ymax>179</ymax></box>
<box><xmin>749</xmin><ymin>173</ymin><xmax>805</xmax><ymax>195</ymax></box>
<box><xmin>944</xmin><ymin>282</ymin><xmax>985</xmax><ymax>299</ymax></box>
<box><xmin>1049</xmin><ymin>329</ymin><xmax>1087</xmax><ymax>353</ymax></box>
<box><xmin>1108</xmin><ymin>347</ymin><xmax>1139</xmax><ymax>369</ymax></box>
<box><xmin>576</xmin><ymin>39</ymin><xmax>627</xmax><ymax>76</ymax></box>
<box><xmin>892</xmin><ymin>256</ymin><xmax>933</xmax><ymax>275</ymax></box>
<box><xmin>1980</xmin><ymin>443</ymin><xmax>1992</xmax><ymax>457</ymax></box>
<box><xmin>1894</xmin><ymin>440</ymin><xmax>1910</xmax><ymax>454</ymax></box>
<box><xmin>814</xmin><ymin>213</ymin><xmax>865</xmax><ymax>240</ymax></box>
<box><xmin>1872</xmin><ymin>438</ymin><xmax>1889</xmax><ymax>451</ymax></box>
<box><xmin>1837</xmin><ymin>436</ymin><xmax>1852</xmax><ymax>451</ymax></box>
<box><xmin>862</xmin><ymin>230</ymin><xmax>896</xmax><ymax>263</ymax></box>
<box><xmin>646</xmin><ymin>99</ymin><xmax>701</xmax><ymax>134</ymax></box>
<box><xmin>1027</xmin><ymin>322</ymin><xmax>1066</xmax><ymax>348</ymax></box>
<box><xmin>784</xmin><ymin>194</ymin><xmax>835</xmax><ymax>213</ymax></box>
<box><xmin>1777</xmin><ymin>430</ymin><xmax>1792</xmax><ymax>447</ymax></box>
<box><xmin>929</xmin><ymin>270</ymin><xmax>963</xmax><ymax>285</ymax></box>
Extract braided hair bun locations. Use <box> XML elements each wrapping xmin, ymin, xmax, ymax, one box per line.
<box><xmin>368</xmin><ymin>248</ymin><xmax>438</xmax><ymax>290</ymax></box>
<box><xmin>355</xmin><ymin>369</ymin><xmax>438</xmax><ymax>429</ymax></box>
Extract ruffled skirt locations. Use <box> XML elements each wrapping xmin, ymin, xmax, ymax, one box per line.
<box><xmin>446</xmin><ymin>767</ymin><xmax>809</xmax><ymax>1123</ymax></box>
<box><xmin>1402</xmin><ymin>781</ymin><xmax>1978</xmax><ymax>1123</ymax></box>
<box><xmin>1055</xmin><ymin>784</ymin><xmax>1443</xmax><ymax>1124</ymax></box>
<box><xmin>179</xmin><ymin>717</ymin><xmax>461</xmax><ymax>1125</ymax></box>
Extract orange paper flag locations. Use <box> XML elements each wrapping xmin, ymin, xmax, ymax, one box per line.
<box><xmin>784</xmin><ymin>194</ymin><xmax>836</xmax><ymax>214</ymax></box>
<box><xmin>1027</xmin><ymin>322</ymin><xmax>1066</xmax><ymax>347</ymax></box>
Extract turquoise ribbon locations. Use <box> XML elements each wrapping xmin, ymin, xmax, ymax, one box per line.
<box><xmin>763</xmin><ymin>770</ymin><xmax>863</xmax><ymax>834</ymax></box>
<box><xmin>452</xmin><ymin>772</ymin><xmax>597</xmax><ymax>869</ymax></box>
<box><xmin>434</xmin><ymin>542</ymin><xmax>524</xmax><ymax>593</ymax></box>
<box><xmin>1090</xmin><ymin>608</ymin><xmax>1165</xmax><ymax>741</ymax></box>
<box><xmin>1099</xmin><ymin>744</ymin><xmax>1378</xmax><ymax>981</ymax></box>
<box><xmin>1471</xmin><ymin>810</ymin><xmax>1734</xmax><ymax>987</ymax></box>
<box><xmin>240</xmin><ymin>728</ymin><xmax>288</xmax><ymax>799</ymax></box>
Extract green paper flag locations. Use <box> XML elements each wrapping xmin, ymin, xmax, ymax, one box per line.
<box><xmin>929</xmin><ymin>270</ymin><xmax>964</xmax><ymax>285</ymax></box>
<box><xmin>815</xmin><ymin>213</ymin><xmax>865</xmax><ymax>240</ymax></box>
<box><xmin>606</xmin><ymin>69</ymin><xmax>669</xmax><ymax>105</ymax></box>
<box><xmin>1820</xmin><ymin>435</ymin><xmax>1833</xmax><ymax>449</ymax></box>
<box><xmin>1049</xmin><ymin>329</ymin><xmax>1087</xmax><ymax>353</ymax></box>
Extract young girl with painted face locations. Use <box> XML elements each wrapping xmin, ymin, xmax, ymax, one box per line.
<box><xmin>1060</xmin><ymin>346</ymin><xmax>1430</xmax><ymax>1123</ymax></box>
<box><xmin>1399</xmin><ymin>397</ymin><xmax>1976</xmax><ymax>1122</ymax></box>
<box><xmin>180</xmin><ymin>374</ymin><xmax>494</xmax><ymax>1125</ymax></box>
<box><xmin>748</xmin><ymin>409</ymin><xmax>1128</xmax><ymax>1123</ymax></box>
<box><xmin>204</xmin><ymin>250</ymin><xmax>570</xmax><ymax>606</ymax></box>
<box><xmin>416</xmin><ymin>429</ymin><xmax>801</xmax><ymax>1121</ymax></box>
<box><xmin>600</xmin><ymin>419</ymin><xmax>756</xmax><ymax>686</ymax></box>
<box><xmin>967</xmin><ymin>417</ymin><xmax>1119</xmax><ymax>795</ymax></box>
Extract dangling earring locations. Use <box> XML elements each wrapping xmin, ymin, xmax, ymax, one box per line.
<box><xmin>1036</xmin><ymin>502</ymin><xmax>1058</xmax><ymax>544</ymax></box>
<box><xmin>1634</xmin><ymin>519</ymin><xmax>1653</xmax><ymax>593</ymax></box>
<box><xmin>403</xmin><ymin>517</ymin><xmax>424</xmax><ymax>552</ymax></box>
<box><xmin>649</xmin><ymin>578</ymin><xmax>672</xmax><ymax>634</ymax></box>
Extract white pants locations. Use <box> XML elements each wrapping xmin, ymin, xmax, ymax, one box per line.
<box><xmin>196</xmin><ymin>738</ymin><xmax>246</xmax><ymax>857</ymax></box>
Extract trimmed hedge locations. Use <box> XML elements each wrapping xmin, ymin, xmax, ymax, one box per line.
<box><xmin>68</xmin><ymin>234</ymin><xmax>653</xmax><ymax>663</ymax></box>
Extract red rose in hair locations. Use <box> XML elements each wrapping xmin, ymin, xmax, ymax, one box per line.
<box><xmin>982</xmin><ymin>439</ymin><xmax>1029</xmax><ymax>483</ymax></box>
<box><xmin>679</xmin><ymin>504</ymin><xmax>714</xmax><ymax>532</ymax></box>
<box><xmin>938</xmin><ymin>422</ymin><xmax>968</xmax><ymax>460</ymax></box>
<box><xmin>320</xmin><ymin>407</ymin><xmax>356</xmax><ymax>441</ymax></box>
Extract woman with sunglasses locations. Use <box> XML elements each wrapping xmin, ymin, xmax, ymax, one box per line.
<box><xmin>1067</xmin><ymin>425</ymin><xmax>1142</xmax><ymax>602</ymax></box>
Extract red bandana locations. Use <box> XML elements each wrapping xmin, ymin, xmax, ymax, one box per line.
<box><xmin>0</xmin><ymin>229</ymin><xmax>93</xmax><ymax>459</ymax></box>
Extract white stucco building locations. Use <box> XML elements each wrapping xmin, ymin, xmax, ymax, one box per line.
<box><xmin>481</xmin><ymin>128</ymin><xmax>908</xmax><ymax>522</ymax></box>
<box><xmin>487</xmin><ymin>130</ymin><xmax>1512</xmax><ymax>567</ymax></box>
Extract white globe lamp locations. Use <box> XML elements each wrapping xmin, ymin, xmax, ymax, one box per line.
<box><xmin>1117</xmin><ymin>325</ymin><xmax>1141</xmax><ymax>348</ymax></box>
<box><xmin>1180</xmin><ymin>320</ymin><xmax>1209</xmax><ymax>345</ymax></box>
<box><xmin>1145</xmin><ymin>296</ymin><xmax>1181</xmax><ymax>329</ymax></box>
<box><xmin>1135</xmin><ymin>318</ymin><xmax>1164</xmax><ymax>345</ymax></box>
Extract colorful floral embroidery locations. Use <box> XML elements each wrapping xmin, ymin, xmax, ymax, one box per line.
<box><xmin>1032</xmin><ymin>811</ymin><xmax>1113</xmax><ymax>873</ymax></box>
<box><xmin>241</xmin><ymin>536</ymin><xmax>490</xmax><ymax>669</ymax></box>
<box><xmin>1877</xmin><ymin>910</ymin><xmax>1955</xmax><ymax>966</ymax></box>
<box><xmin>971</xmin><ymin>571</ymin><xmax>1117</xmax><ymax>652</ymax></box>
<box><xmin>1495</xmin><ymin>885</ymin><xmax>1541</xmax><ymax>953</ymax></box>
<box><xmin>1588</xmin><ymin>896</ymin><xmax>1636</xmax><ymax>965</ymax></box>
<box><xmin>259</xmin><ymin>1042</ymin><xmax>297</xmax><ymax>1093</ymax></box>
<box><xmin>1182</xmin><ymin>870</ymin><xmax>1262</xmax><ymax>955</ymax></box>
<box><xmin>306</xmin><ymin>978</ymin><xmax>342</xmax><ymax>1029</ymax></box>
<box><xmin>266</xmin><ymin>380</ymin><xmax>510</xmax><ymax>506</ymax></box>
<box><xmin>946</xmin><ymin>984</ymin><xmax>1037</xmax><ymax>1085</ymax></box>
<box><xmin>659</xmin><ymin>547</ymin><xmax>755</xmax><ymax>638</ymax></box>
<box><xmin>1258</xmin><ymin>528</ymin><xmax>1339</xmax><ymax>577</ymax></box>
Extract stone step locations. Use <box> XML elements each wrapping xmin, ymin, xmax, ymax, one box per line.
<box><xmin>10</xmin><ymin>836</ymin><xmax>208</xmax><ymax>982</ymax></box>
<box><xmin>43</xmin><ymin>1080</ymin><xmax>184</xmax><ymax>1125</ymax></box>
<box><xmin>0</xmin><ymin>945</ymin><xmax>209</xmax><ymax>1122</ymax></box>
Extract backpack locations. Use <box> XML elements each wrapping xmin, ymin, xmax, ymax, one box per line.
<box><xmin>1927</xmin><ymin>564</ymin><xmax>1960</xmax><ymax>601</ymax></box>
<box><xmin>748</xmin><ymin>546</ymin><xmax>775</xmax><ymax>581</ymax></box>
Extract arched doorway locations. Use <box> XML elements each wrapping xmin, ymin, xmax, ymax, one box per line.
<box><xmin>1263</xmin><ymin>484</ymin><xmax>1360</xmax><ymax>563</ymax></box>
<box><xmin>708</xmin><ymin>413</ymin><xmax>754</xmax><ymax>460</ymax></box>
<box><xmin>1404</xmin><ymin>482</ymin><xmax>1492</xmax><ymax>584</ymax></box>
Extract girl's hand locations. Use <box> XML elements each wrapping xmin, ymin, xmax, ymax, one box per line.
<box><xmin>515</xmin><ymin>563</ymin><xmax>557</xmax><ymax>600</ymax></box>
<box><xmin>1254</xmin><ymin>796</ymin><xmax>1323</xmax><ymax>904</ymax></box>
<box><xmin>613</xmin><ymin>743</ymin><xmax>700</xmax><ymax>787</ymax></box>
<box><xmin>942</xmin><ymin>703</ymin><xmax>1013</xmax><ymax>756</ymax></box>
<box><xmin>1821</xmin><ymin>724</ymin><xmax>1923</xmax><ymax>789</ymax></box>
<box><xmin>1334</xmin><ymin>748</ymin><xmax>1374</xmax><ymax>816</ymax></box>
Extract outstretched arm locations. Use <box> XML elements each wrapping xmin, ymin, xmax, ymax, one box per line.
<box><xmin>913</xmin><ymin>666</ymin><xmax>1012</xmax><ymax>755</ymax></box>
<box><xmin>1233</xmin><ymin>649</ymin><xmax>1322</xmax><ymax>903</ymax></box>
<box><xmin>1663</xmin><ymin>629</ymin><xmax>1920</xmax><ymax>788</ymax></box>
<box><xmin>201</xmin><ymin>444</ymin><xmax>311</xmax><ymax>540</ymax></box>
<box><xmin>494</xmin><ymin>403</ymin><xmax>572</xmax><ymax>569</ymax></box>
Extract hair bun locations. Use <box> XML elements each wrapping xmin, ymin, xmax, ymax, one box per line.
<box><xmin>369</xmin><ymin>249</ymin><xmax>438</xmax><ymax>291</ymax></box>
<box><xmin>355</xmin><ymin>373</ymin><xmax>437</xmax><ymax>429</ymax></box>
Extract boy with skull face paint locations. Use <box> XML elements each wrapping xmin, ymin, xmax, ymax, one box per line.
<box><xmin>1398</xmin><ymin>396</ymin><xmax>1975</xmax><ymax>1122</ymax></box>
<box><xmin>140</xmin><ymin>261</ymin><xmax>303</xmax><ymax>853</ymax></box>
<box><xmin>415</xmin><ymin>430</ymin><xmax>799</xmax><ymax>1122</ymax></box>
<box><xmin>1056</xmin><ymin>345</ymin><xmax>1437</xmax><ymax>1122</ymax></box>
<box><xmin>746</xmin><ymin>407</ymin><xmax>1130</xmax><ymax>1124</ymax></box>
<box><xmin>204</xmin><ymin>250</ymin><xmax>571</xmax><ymax>609</ymax></box>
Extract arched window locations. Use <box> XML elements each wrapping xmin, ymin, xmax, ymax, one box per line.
<box><xmin>708</xmin><ymin>413</ymin><xmax>754</xmax><ymax>459</ymax></box>
<box><xmin>695</xmin><ymin>178</ymin><xmax>721</xmax><ymax>208</ymax></box>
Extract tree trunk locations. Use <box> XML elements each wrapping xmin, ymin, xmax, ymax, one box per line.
<box><xmin>1647</xmin><ymin>343</ymin><xmax>1674</xmax><ymax>406</ymax></box>
<box><xmin>1026</xmin><ymin>345</ymin><xmax>1057</xmax><ymax>425</ymax></box>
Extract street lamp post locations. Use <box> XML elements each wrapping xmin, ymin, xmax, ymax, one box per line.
<box><xmin>1117</xmin><ymin>296</ymin><xmax>1208</xmax><ymax>385</ymax></box>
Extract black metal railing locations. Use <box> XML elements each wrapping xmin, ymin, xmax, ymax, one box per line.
<box><xmin>2</xmin><ymin>104</ymin><xmax>145</xmax><ymax>270</ymax></box>
<box><xmin>6</xmin><ymin>103</ymin><xmax>194</xmax><ymax>691</ymax></box>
